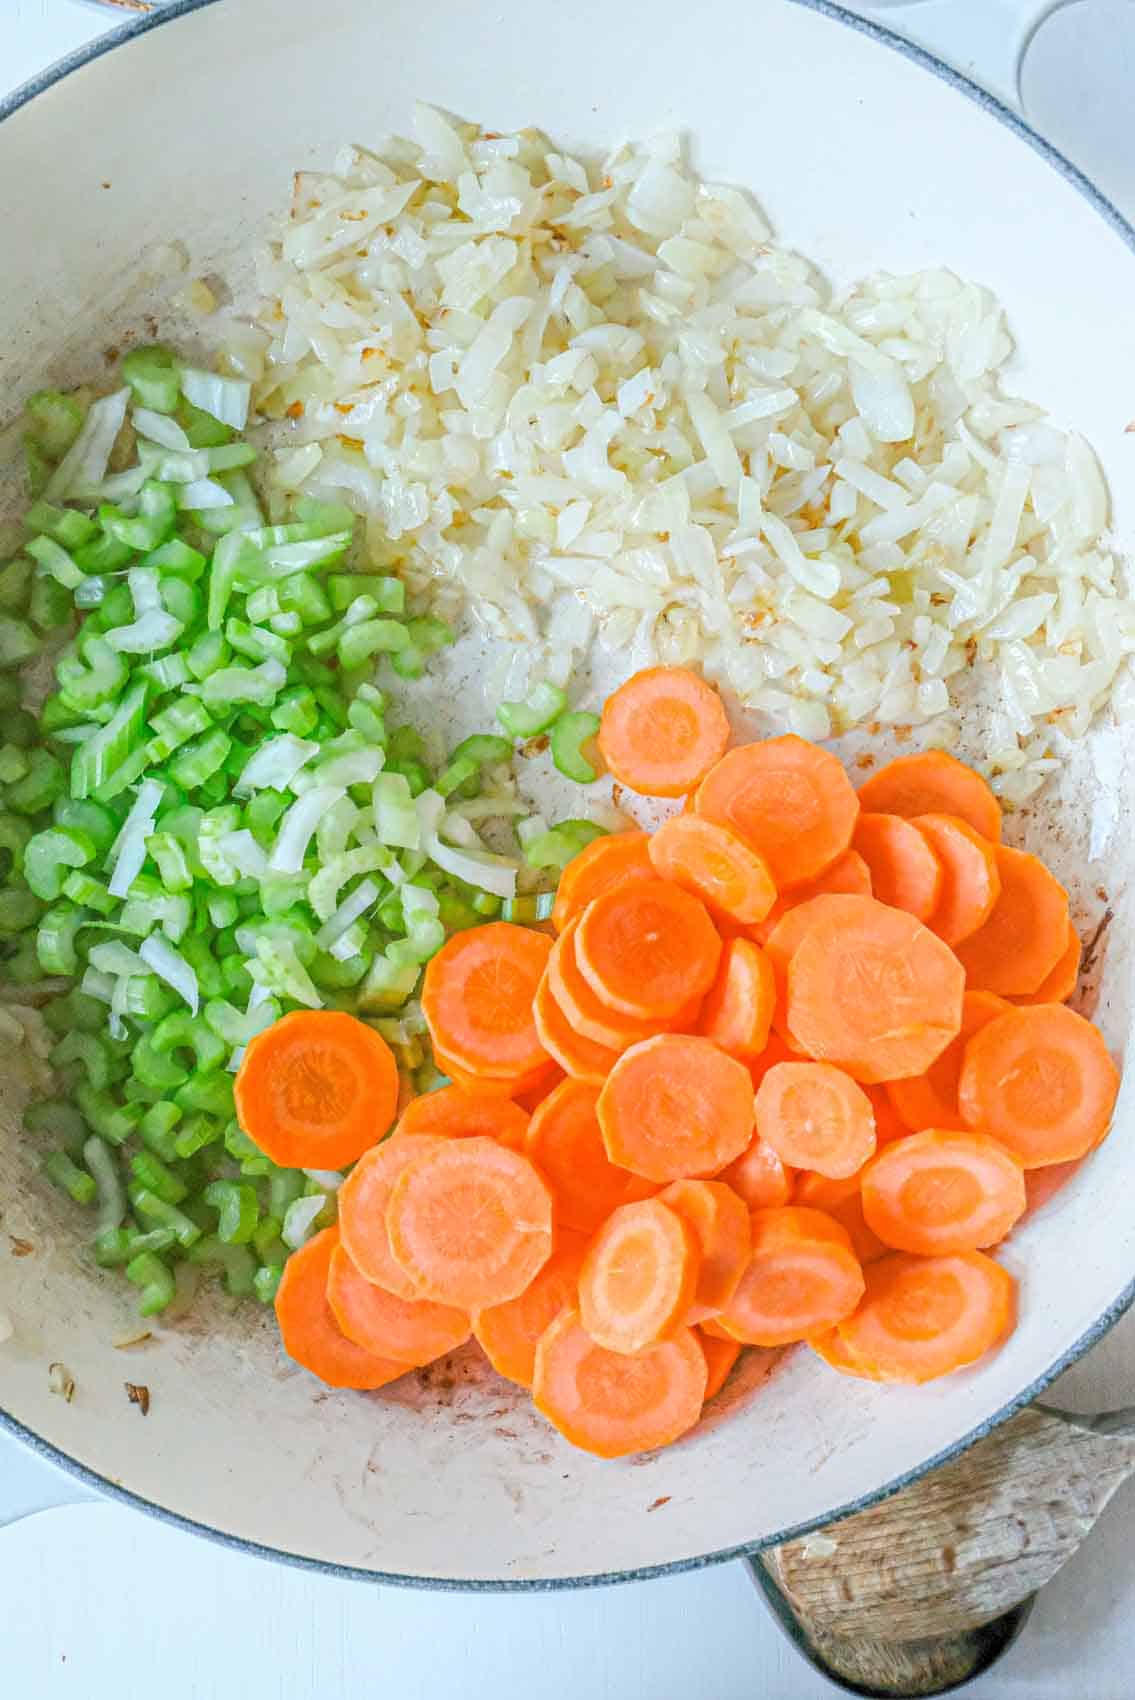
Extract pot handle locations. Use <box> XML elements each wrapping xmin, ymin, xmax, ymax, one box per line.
<box><xmin>749</xmin><ymin>1402</ymin><xmax>1135</xmax><ymax>1697</ymax></box>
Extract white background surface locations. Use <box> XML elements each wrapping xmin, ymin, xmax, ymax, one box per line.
<box><xmin>4</xmin><ymin>2</ymin><xmax>1135</xmax><ymax>1695</ymax></box>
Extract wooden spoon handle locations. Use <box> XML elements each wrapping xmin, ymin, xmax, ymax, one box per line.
<box><xmin>750</xmin><ymin>1403</ymin><xmax>1135</xmax><ymax>1695</ymax></box>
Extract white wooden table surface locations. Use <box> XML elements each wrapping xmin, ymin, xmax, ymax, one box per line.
<box><xmin>4</xmin><ymin>3</ymin><xmax>1135</xmax><ymax>1696</ymax></box>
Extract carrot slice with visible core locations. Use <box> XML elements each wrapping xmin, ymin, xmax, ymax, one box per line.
<box><xmin>885</xmin><ymin>989</ymin><xmax>1010</xmax><ymax>1134</ymax></box>
<box><xmin>648</xmin><ymin>814</ymin><xmax>777</xmax><ymax>925</ymax></box>
<box><xmin>787</xmin><ymin>895</ymin><xmax>965</xmax><ymax>1083</ymax></box>
<box><xmin>575</xmin><ymin>879</ymin><xmax>721</xmax><ymax>1021</ymax></box>
<box><xmin>953</xmin><ymin>845</ymin><xmax>1070</xmax><ymax>995</ymax></box>
<box><xmin>552</xmin><ymin>831</ymin><xmax>655</xmax><ymax>934</ymax></box>
<box><xmin>913</xmin><ymin>813</ymin><xmax>1001</xmax><ymax>946</ymax></box>
<box><xmin>719</xmin><ymin>1206</ymin><xmax>865</xmax><ymax>1347</ymax></box>
<box><xmin>598</xmin><ymin>1035</ymin><xmax>755</xmax><ymax>1182</ymax></box>
<box><xmin>659</xmin><ymin>1179</ymin><xmax>751</xmax><ymax>1319</ymax></box>
<box><xmin>534</xmin><ymin>972</ymin><xmax>619</xmax><ymax>1085</ymax></box>
<box><xmin>597</xmin><ymin>666</ymin><xmax>731</xmax><ymax>799</ymax></box>
<box><xmin>958</xmin><ymin>1003</ymin><xmax>1119</xmax><ymax>1168</ymax></box>
<box><xmin>473</xmin><ymin>1232</ymin><xmax>589</xmax><ymax>1388</ymax></box>
<box><xmin>1012</xmin><ymin>921</ymin><xmax>1080</xmax><ymax>1006</ymax></box>
<box><xmin>326</xmin><ymin>1243</ymin><xmax>472</xmax><ymax>1365</ymax></box>
<box><xmin>748</xmin><ymin>849</ymin><xmax>873</xmax><ymax>946</ymax></box>
<box><xmin>698</xmin><ymin>1329</ymin><xmax>742</xmax><ymax>1401</ymax></box>
<box><xmin>235</xmin><ymin>1010</ymin><xmax>398</xmax><ymax>1170</ymax></box>
<box><xmin>274</xmin><ymin>1228</ymin><xmax>408</xmax><ymax>1390</ymax></box>
<box><xmin>698</xmin><ymin>937</ymin><xmax>776</xmax><ymax>1061</ymax></box>
<box><xmin>852</xmin><ymin>812</ymin><xmax>942</xmax><ymax>922</ymax></box>
<box><xmin>719</xmin><ymin>1133</ymin><xmax>796</xmax><ymax>1209</ymax></box>
<box><xmin>836</xmin><ymin>1250</ymin><xmax>1015</xmax><ymax>1383</ymax></box>
<box><xmin>857</xmin><ymin>751</ymin><xmax>1002</xmax><ymax>844</ymax></box>
<box><xmin>532</xmin><ymin>1308</ymin><xmax>707</xmax><ymax>1458</ymax></box>
<box><xmin>755</xmin><ymin>1060</ymin><xmax>877</xmax><ymax>1179</ymax></box>
<box><xmin>579</xmin><ymin>1197</ymin><xmax>700</xmax><ymax>1354</ymax></box>
<box><xmin>337</xmin><ymin>1133</ymin><xmax>448</xmax><ymax>1300</ymax></box>
<box><xmin>695</xmin><ymin>735</ymin><xmax>859</xmax><ymax>888</ymax></box>
<box><xmin>525</xmin><ymin>1077</ymin><xmax>653</xmax><ymax>1235</ymax></box>
<box><xmin>548</xmin><ymin>916</ymin><xmax>696</xmax><ymax>1052</ymax></box>
<box><xmin>794</xmin><ymin>1172</ymin><xmax>887</xmax><ymax>1265</ymax></box>
<box><xmin>387</xmin><ymin>1135</ymin><xmax>554</xmax><ymax>1309</ymax></box>
<box><xmin>421</xmin><ymin>922</ymin><xmax>552</xmax><ymax>1077</ymax></box>
<box><xmin>396</xmin><ymin>1087</ymin><xmax>530</xmax><ymax>1151</ymax></box>
<box><xmin>860</xmin><ymin>1129</ymin><xmax>1026</xmax><ymax>1255</ymax></box>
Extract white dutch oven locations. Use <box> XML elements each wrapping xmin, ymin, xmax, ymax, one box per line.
<box><xmin>2</xmin><ymin>0</ymin><xmax>1134</xmax><ymax>1589</ymax></box>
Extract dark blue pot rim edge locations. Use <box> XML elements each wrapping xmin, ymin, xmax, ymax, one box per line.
<box><xmin>2</xmin><ymin>0</ymin><xmax>1134</xmax><ymax>1593</ymax></box>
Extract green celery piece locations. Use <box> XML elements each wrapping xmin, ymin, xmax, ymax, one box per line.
<box><xmin>186</xmin><ymin>630</ymin><xmax>231</xmax><ymax>681</ymax></box>
<box><xmin>0</xmin><ymin>812</ymin><xmax>32</xmax><ymax>878</ymax></box>
<box><xmin>70</xmin><ymin>682</ymin><xmax>147</xmax><ymax>801</ymax></box>
<box><xmin>25</xmin><ymin>390</ymin><xmax>84</xmax><ymax>458</ymax></box>
<box><xmin>42</xmin><ymin>1150</ymin><xmax>97</xmax><ymax>1206</ymax></box>
<box><xmin>160</xmin><ymin>576</ymin><xmax>202</xmax><ymax>628</ymax></box>
<box><xmin>24</xmin><ymin>1098</ymin><xmax>89</xmax><ymax>1156</ymax></box>
<box><xmin>37</xmin><ymin>903</ymin><xmax>85</xmax><ymax>982</ymax></box>
<box><xmin>23</xmin><ymin>826</ymin><xmax>96</xmax><ymax>901</ymax></box>
<box><xmin>524</xmin><ymin>820</ymin><xmax>607</xmax><ymax>871</ymax></box>
<box><xmin>145</xmin><ymin>831</ymin><xmax>194</xmax><ymax>892</ymax></box>
<box><xmin>0</xmin><ymin>615</ymin><xmax>39</xmax><ymax>670</ymax></box>
<box><xmin>173</xmin><ymin>1113</ymin><xmax>222</xmax><ymax>1159</ymax></box>
<box><xmin>167</xmin><ymin>727</ymin><xmax>232</xmax><ymax>790</ymax></box>
<box><xmin>203</xmin><ymin>1179</ymin><xmax>259</xmax><ymax>1245</ymax></box>
<box><xmin>56</xmin><ymin>632</ymin><xmax>129</xmax><ymax>712</ymax></box>
<box><xmin>8</xmin><ymin>749</ymin><xmax>65</xmax><ymax>815</ymax></box>
<box><xmin>74</xmin><ymin>532</ymin><xmax>134</xmax><ymax>576</ymax></box>
<box><xmin>28</xmin><ymin>576</ymin><xmax>72</xmax><ymax>633</ymax></box>
<box><xmin>0</xmin><ymin>558</ymin><xmax>33</xmax><ymax>614</ymax></box>
<box><xmin>26</xmin><ymin>533</ymin><xmax>84</xmax><ymax>589</ymax></box>
<box><xmin>60</xmin><ymin>871</ymin><xmax>117</xmax><ymax>915</ymax></box>
<box><xmin>75</xmin><ymin>1084</ymin><xmax>141</xmax><ymax>1144</ymax></box>
<box><xmin>550</xmin><ymin>711</ymin><xmax>602</xmax><ymax>783</ymax></box>
<box><xmin>188</xmin><ymin>1236</ymin><xmax>256</xmax><ymax>1298</ymax></box>
<box><xmin>125</xmin><ymin>1249</ymin><xmax>177</xmax><ymax>1316</ymax></box>
<box><xmin>137</xmin><ymin>1102</ymin><xmax>182</xmax><ymax>1162</ymax></box>
<box><xmin>130</xmin><ymin>1149</ymin><xmax>188</xmax><ymax>1206</ymax></box>
<box><xmin>142</xmin><ymin>536</ymin><xmax>206</xmax><ymax>580</ymax></box>
<box><xmin>147</xmin><ymin>698</ymin><xmax>213</xmax><ymax>763</ymax></box>
<box><xmin>129</xmin><ymin>1185</ymin><xmax>202</xmax><ymax>1249</ymax></box>
<box><xmin>53</xmin><ymin>797</ymin><xmax>117</xmax><ymax>857</ymax></box>
<box><xmin>123</xmin><ymin>346</ymin><xmax>180</xmax><ymax>413</ymax></box>
<box><xmin>124</xmin><ymin>974</ymin><xmax>179</xmax><ymax>1022</ymax></box>
<box><xmin>99</xmin><ymin>481</ymin><xmax>177</xmax><ymax>553</ymax></box>
<box><xmin>179</xmin><ymin>399</ymin><xmax>233</xmax><ymax>448</ymax></box>
<box><xmin>0</xmin><ymin>747</ymin><xmax>28</xmax><ymax>785</ymax></box>
<box><xmin>270</xmin><ymin>686</ymin><xmax>319</xmax><ymax>737</ymax></box>
<box><xmin>151</xmin><ymin>1009</ymin><xmax>227</xmax><ymax>1074</ymax></box>
<box><xmin>25</xmin><ymin>501</ymin><xmax>98</xmax><ymax>550</ymax></box>
<box><xmin>328</xmin><ymin>573</ymin><xmax>405</xmax><ymax>615</ymax></box>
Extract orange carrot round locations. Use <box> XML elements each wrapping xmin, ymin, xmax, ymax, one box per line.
<box><xmin>579</xmin><ymin>1197</ymin><xmax>700</xmax><ymax>1354</ymax></box>
<box><xmin>327</xmin><ymin>1242</ymin><xmax>472</xmax><ymax>1365</ymax></box>
<box><xmin>552</xmin><ymin>831</ymin><xmax>654</xmax><ymax>934</ymax></box>
<box><xmin>698</xmin><ymin>1329</ymin><xmax>742</xmax><ymax>1401</ymax></box>
<box><xmin>861</xmin><ymin>1130</ymin><xmax>1025</xmax><ymax>1255</ymax></box>
<box><xmin>598</xmin><ymin>1035</ymin><xmax>754</xmax><ymax>1182</ymax></box>
<box><xmin>852</xmin><ymin>812</ymin><xmax>942</xmax><ymax>922</ymax></box>
<box><xmin>748</xmin><ymin>849</ymin><xmax>873</xmax><ymax>946</ymax></box>
<box><xmin>648</xmin><ymin>814</ymin><xmax>777</xmax><ymax>926</ymax></box>
<box><xmin>755</xmin><ymin>1060</ymin><xmax>877</xmax><ymax>1180</ymax></box>
<box><xmin>794</xmin><ymin>1172</ymin><xmax>887</xmax><ymax>1265</ymax></box>
<box><xmin>532</xmin><ymin>1308</ymin><xmax>707</xmax><ymax>1458</ymax></box>
<box><xmin>597</xmin><ymin>666</ymin><xmax>730</xmax><ymax>798</ymax></box>
<box><xmin>695</xmin><ymin>734</ymin><xmax>859</xmax><ymax>888</ymax></box>
<box><xmin>387</xmin><ymin>1136</ymin><xmax>554</xmax><ymax>1309</ymax></box>
<box><xmin>548</xmin><ymin>916</ymin><xmax>699</xmax><ymax>1052</ymax></box>
<box><xmin>836</xmin><ymin>1250</ymin><xmax>1015</xmax><ymax>1383</ymax></box>
<box><xmin>809</xmin><ymin>1326</ymin><xmax>885</xmax><ymax>1380</ymax></box>
<box><xmin>958</xmin><ymin>1003</ymin><xmax>1119</xmax><ymax>1168</ymax></box>
<box><xmin>659</xmin><ymin>1179</ymin><xmax>751</xmax><ymax>1318</ymax></box>
<box><xmin>525</xmin><ymin>1077</ymin><xmax>654</xmax><ymax>1235</ymax></box>
<box><xmin>953</xmin><ymin>845</ymin><xmax>1070</xmax><ymax>996</ymax></box>
<box><xmin>764</xmin><ymin>893</ymin><xmax>871</xmax><ymax>1048</ymax></box>
<box><xmin>274</xmin><ymin>1228</ymin><xmax>408</xmax><ymax>1390</ymax></box>
<box><xmin>857</xmin><ymin>751</ymin><xmax>1002</xmax><ymax>844</ymax></box>
<box><xmin>719</xmin><ymin>1133</ymin><xmax>796</xmax><ymax>1209</ymax></box>
<box><xmin>396</xmin><ymin>1086</ymin><xmax>530</xmax><ymax>1151</ymax></box>
<box><xmin>433</xmin><ymin>1047</ymin><xmax>558</xmax><ymax>1102</ymax></box>
<box><xmin>913</xmin><ymin>813</ymin><xmax>1001</xmax><ymax>945</ymax></box>
<box><xmin>235</xmin><ymin>1010</ymin><xmax>398</xmax><ymax>1171</ymax></box>
<box><xmin>1012</xmin><ymin>921</ymin><xmax>1080</xmax><ymax>1006</ymax></box>
<box><xmin>473</xmin><ymin>1232</ymin><xmax>589</xmax><ymax>1389</ymax></box>
<box><xmin>422</xmin><ymin>923</ymin><xmax>552</xmax><ymax>1078</ymax></box>
<box><xmin>338</xmin><ymin>1133</ymin><xmax>448</xmax><ymax>1300</ymax></box>
<box><xmin>719</xmin><ymin>1206</ymin><xmax>865</xmax><ymax>1347</ymax></box>
<box><xmin>786</xmin><ymin>895</ymin><xmax>965</xmax><ymax>1083</ymax></box>
<box><xmin>574</xmin><ymin>879</ymin><xmax>722</xmax><ymax>1021</ymax></box>
<box><xmin>885</xmin><ymin>989</ymin><xmax>1010</xmax><ymax>1134</ymax></box>
<box><xmin>534</xmin><ymin>972</ymin><xmax>619</xmax><ymax>1085</ymax></box>
<box><xmin>698</xmin><ymin>937</ymin><xmax>776</xmax><ymax>1061</ymax></box>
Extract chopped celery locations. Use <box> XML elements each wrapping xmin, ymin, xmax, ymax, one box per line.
<box><xmin>550</xmin><ymin>711</ymin><xmax>602</xmax><ymax>783</ymax></box>
<box><xmin>496</xmin><ymin>681</ymin><xmax>568</xmax><ymax>738</ymax></box>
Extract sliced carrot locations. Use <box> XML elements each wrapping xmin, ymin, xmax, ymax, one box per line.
<box><xmin>597</xmin><ymin>666</ymin><xmax>731</xmax><ymax>799</ymax></box>
<box><xmin>718</xmin><ymin>1206</ymin><xmax>865</xmax><ymax>1347</ymax></box>
<box><xmin>235</xmin><ymin>1009</ymin><xmax>398</xmax><ymax>1170</ymax></box>
<box><xmin>698</xmin><ymin>1329</ymin><xmax>742</xmax><ymax>1401</ymax></box>
<box><xmin>699</xmin><ymin>1316</ymin><xmax>740</xmax><ymax>1343</ymax></box>
<box><xmin>860</xmin><ymin>1128</ymin><xmax>1026</xmax><ymax>1256</ymax></box>
<box><xmin>719</xmin><ymin>1134</ymin><xmax>796</xmax><ymax>1209</ymax></box>
<box><xmin>659</xmin><ymin>1179</ymin><xmax>751</xmax><ymax>1319</ymax></box>
<box><xmin>764</xmin><ymin>893</ymin><xmax>872</xmax><ymax>1047</ymax></box>
<box><xmin>648</xmin><ymin>814</ymin><xmax>777</xmax><ymax>926</ymax></box>
<box><xmin>575</xmin><ymin>879</ymin><xmax>722</xmax><ymax>1021</ymax></box>
<box><xmin>755</xmin><ymin>1060</ymin><xmax>877</xmax><ymax>1180</ymax></box>
<box><xmin>473</xmin><ymin>1231</ymin><xmax>589</xmax><ymax>1388</ymax></box>
<box><xmin>274</xmin><ymin>1228</ymin><xmax>408</xmax><ymax>1390</ymax></box>
<box><xmin>836</xmin><ymin>1250</ymin><xmax>1015</xmax><ymax>1383</ymax></box>
<box><xmin>953</xmin><ymin>845</ymin><xmax>1070</xmax><ymax>996</ymax></box>
<box><xmin>958</xmin><ymin>1003</ymin><xmax>1119</xmax><ymax>1168</ymax></box>
<box><xmin>885</xmin><ymin>989</ymin><xmax>1011</xmax><ymax>1134</ymax></box>
<box><xmin>387</xmin><ymin>1135</ymin><xmax>554</xmax><ymax>1309</ymax></box>
<box><xmin>548</xmin><ymin>916</ymin><xmax>699</xmax><ymax>1052</ymax></box>
<box><xmin>749</xmin><ymin>849</ymin><xmax>873</xmax><ymax>946</ymax></box>
<box><xmin>534</xmin><ymin>972</ymin><xmax>619</xmax><ymax>1085</ymax></box>
<box><xmin>809</xmin><ymin>1326</ymin><xmax>885</xmax><ymax>1381</ymax></box>
<box><xmin>857</xmin><ymin>751</ymin><xmax>1002</xmax><ymax>844</ymax></box>
<box><xmin>532</xmin><ymin>1308</ymin><xmax>707</xmax><ymax>1458</ymax></box>
<box><xmin>1013</xmin><ymin>921</ymin><xmax>1080</xmax><ymax>1006</ymax></box>
<box><xmin>579</xmin><ymin>1197</ymin><xmax>700</xmax><ymax>1354</ymax></box>
<box><xmin>698</xmin><ymin>937</ymin><xmax>776</xmax><ymax>1061</ymax></box>
<box><xmin>786</xmin><ymin>895</ymin><xmax>965</xmax><ymax>1083</ymax></box>
<box><xmin>396</xmin><ymin>1086</ymin><xmax>530</xmax><ymax>1151</ymax></box>
<box><xmin>852</xmin><ymin>813</ymin><xmax>942</xmax><ymax>922</ymax></box>
<box><xmin>695</xmin><ymin>735</ymin><xmax>859</xmax><ymax>888</ymax></box>
<box><xmin>338</xmin><ymin>1133</ymin><xmax>448</xmax><ymax>1300</ymax></box>
<box><xmin>513</xmin><ymin>1066</ymin><xmax>567</xmax><ymax>1115</ymax></box>
<box><xmin>598</xmin><ymin>1035</ymin><xmax>754</xmax><ymax>1182</ymax></box>
<box><xmin>794</xmin><ymin>1173</ymin><xmax>887</xmax><ymax>1265</ymax></box>
<box><xmin>327</xmin><ymin>1242</ymin><xmax>472</xmax><ymax>1365</ymax></box>
<box><xmin>913</xmin><ymin>813</ymin><xmax>1001</xmax><ymax>946</ymax></box>
<box><xmin>431</xmin><ymin>1043</ymin><xmax>556</xmax><ymax>1101</ymax></box>
<box><xmin>421</xmin><ymin>922</ymin><xmax>552</xmax><ymax>1078</ymax></box>
<box><xmin>525</xmin><ymin>1077</ymin><xmax>654</xmax><ymax>1235</ymax></box>
<box><xmin>552</xmin><ymin>830</ymin><xmax>655</xmax><ymax>934</ymax></box>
